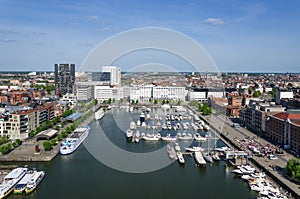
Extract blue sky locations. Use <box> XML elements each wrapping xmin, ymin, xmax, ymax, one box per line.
<box><xmin>0</xmin><ymin>0</ymin><xmax>299</xmax><ymax>72</ymax></box>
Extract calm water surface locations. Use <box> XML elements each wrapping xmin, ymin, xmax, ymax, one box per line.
<box><xmin>6</xmin><ymin>108</ymin><xmax>258</xmax><ymax>199</ymax></box>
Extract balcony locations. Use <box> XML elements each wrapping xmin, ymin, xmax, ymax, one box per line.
<box><xmin>20</xmin><ymin>115</ymin><xmax>28</xmax><ymax>119</ymax></box>
<box><xmin>21</xmin><ymin>122</ymin><xmax>28</xmax><ymax>127</ymax></box>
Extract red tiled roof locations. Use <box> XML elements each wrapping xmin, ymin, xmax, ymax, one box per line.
<box><xmin>15</xmin><ymin>109</ymin><xmax>36</xmax><ymax>115</ymax></box>
<box><xmin>227</xmin><ymin>105</ymin><xmax>240</xmax><ymax>109</ymax></box>
<box><xmin>273</xmin><ymin>112</ymin><xmax>300</xmax><ymax>120</ymax></box>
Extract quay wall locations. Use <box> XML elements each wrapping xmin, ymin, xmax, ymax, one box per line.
<box><xmin>185</xmin><ymin>105</ymin><xmax>299</xmax><ymax>199</ymax></box>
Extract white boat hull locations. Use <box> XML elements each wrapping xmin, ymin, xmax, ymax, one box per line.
<box><xmin>60</xmin><ymin>127</ymin><xmax>90</xmax><ymax>155</ymax></box>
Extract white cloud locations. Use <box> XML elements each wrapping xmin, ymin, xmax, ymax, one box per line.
<box><xmin>0</xmin><ymin>38</ymin><xmax>16</xmax><ymax>42</ymax></box>
<box><xmin>0</xmin><ymin>29</ymin><xmax>19</xmax><ymax>34</ymax></box>
<box><xmin>102</xmin><ymin>27</ymin><xmax>111</xmax><ymax>32</ymax></box>
<box><xmin>86</xmin><ymin>15</ymin><xmax>100</xmax><ymax>21</ymax></box>
<box><xmin>203</xmin><ymin>18</ymin><xmax>225</xmax><ymax>25</ymax></box>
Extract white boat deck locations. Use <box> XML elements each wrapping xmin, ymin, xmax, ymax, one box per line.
<box><xmin>195</xmin><ymin>151</ymin><xmax>206</xmax><ymax>165</ymax></box>
<box><xmin>17</xmin><ymin>171</ymin><xmax>35</xmax><ymax>185</ymax></box>
<box><xmin>4</xmin><ymin>168</ymin><xmax>27</xmax><ymax>180</ymax></box>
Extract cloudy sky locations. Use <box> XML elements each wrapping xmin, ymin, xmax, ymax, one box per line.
<box><xmin>0</xmin><ymin>0</ymin><xmax>299</xmax><ymax>72</ymax></box>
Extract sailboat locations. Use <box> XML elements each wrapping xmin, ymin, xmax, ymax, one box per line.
<box><xmin>203</xmin><ymin>136</ymin><xmax>213</xmax><ymax>163</ymax></box>
<box><xmin>211</xmin><ymin>131</ymin><xmax>220</xmax><ymax>161</ymax></box>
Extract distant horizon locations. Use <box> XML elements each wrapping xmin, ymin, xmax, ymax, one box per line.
<box><xmin>0</xmin><ymin>70</ymin><xmax>299</xmax><ymax>74</ymax></box>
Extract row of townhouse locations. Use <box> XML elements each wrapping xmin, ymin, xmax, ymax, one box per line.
<box><xmin>266</xmin><ymin>110</ymin><xmax>300</xmax><ymax>153</ymax></box>
<box><xmin>0</xmin><ymin>103</ymin><xmax>55</xmax><ymax>140</ymax></box>
<box><xmin>239</xmin><ymin>100</ymin><xmax>286</xmax><ymax>133</ymax></box>
<box><xmin>239</xmin><ymin>100</ymin><xmax>300</xmax><ymax>153</ymax></box>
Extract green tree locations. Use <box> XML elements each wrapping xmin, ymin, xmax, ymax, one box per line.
<box><xmin>190</xmin><ymin>100</ymin><xmax>199</xmax><ymax>107</ymax></box>
<box><xmin>154</xmin><ymin>99</ymin><xmax>158</xmax><ymax>104</ymax></box>
<box><xmin>43</xmin><ymin>141</ymin><xmax>52</xmax><ymax>151</ymax></box>
<box><xmin>0</xmin><ymin>136</ymin><xmax>8</xmax><ymax>145</ymax></box>
<box><xmin>0</xmin><ymin>144</ymin><xmax>12</xmax><ymax>154</ymax></box>
<box><xmin>46</xmin><ymin>87</ymin><xmax>51</xmax><ymax>95</ymax></box>
<box><xmin>93</xmin><ymin>99</ymin><xmax>98</xmax><ymax>105</ymax></box>
<box><xmin>248</xmin><ymin>87</ymin><xmax>254</xmax><ymax>94</ymax></box>
<box><xmin>15</xmin><ymin>139</ymin><xmax>22</xmax><ymax>146</ymax></box>
<box><xmin>56</xmin><ymin>134</ymin><xmax>62</xmax><ymax>141</ymax></box>
<box><xmin>253</xmin><ymin>90</ymin><xmax>261</xmax><ymax>97</ymax></box>
<box><xmin>198</xmin><ymin>104</ymin><xmax>202</xmax><ymax>111</ymax></box>
<box><xmin>287</xmin><ymin>158</ymin><xmax>300</xmax><ymax>182</ymax></box>
<box><xmin>50</xmin><ymin>139</ymin><xmax>57</xmax><ymax>145</ymax></box>
<box><xmin>12</xmin><ymin>142</ymin><xmax>17</xmax><ymax>148</ymax></box>
<box><xmin>269</xmin><ymin>88</ymin><xmax>276</xmax><ymax>98</ymax></box>
<box><xmin>70</xmin><ymin>124</ymin><xmax>75</xmax><ymax>131</ymax></box>
<box><xmin>61</xmin><ymin>132</ymin><xmax>67</xmax><ymax>138</ymax></box>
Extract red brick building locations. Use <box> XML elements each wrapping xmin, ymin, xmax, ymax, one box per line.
<box><xmin>10</xmin><ymin>90</ymin><xmax>29</xmax><ymax>105</ymax></box>
<box><xmin>266</xmin><ymin>110</ymin><xmax>300</xmax><ymax>153</ymax></box>
<box><xmin>30</xmin><ymin>89</ymin><xmax>45</xmax><ymax>99</ymax></box>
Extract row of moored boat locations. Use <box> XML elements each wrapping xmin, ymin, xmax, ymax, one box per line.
<box><xmin>232</xmin><ymin>165</ymin><xmax>290</xmax><ymax>199</ymax></box>
<box><xmin>0</xmin><ymin>167</ymin><xmax>45</xmax><ymax>199</ymax></box>
<box><xmin>166</xmin><ymin>143</ymin><xmax>223</xmax><ymax>166</ymax></box>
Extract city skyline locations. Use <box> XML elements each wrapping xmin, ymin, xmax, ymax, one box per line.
<box><xmin>0</xmin><ymin>0</ymin><xmax>300</xmax><ymax>72</ymax></box>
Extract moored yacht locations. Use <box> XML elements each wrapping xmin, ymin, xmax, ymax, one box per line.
<box><xmin>0</xmin><ymin>167</ymin><xmax>28</xmax><ymax>199</ymax></box>
<box><xmin>60</xmin><ymin>126</ymin><xmax>90</xmax><ymax>155</ymax></box>
<box><xmin>142</xmin><ymin>133</ymin><xmax>161</xmax><ymax>141</ymax></box>
<box><xmin>25</xmin><ymin>171</ymin><xmax>45</xmax><ymax>194</ymax></box>
<box><xmin>166</xmin><ymin>144</ymin><xmax>177</xmax><ymax>160</ymax></box>
<box><xmin>174</xmin><ymin>143</ymin><xmax>181</xmax><ymax>152</ymax></box>
<box><xmin>125</xmin><ymin>129</ymin><xmax>133</xmax><ymax>140</ymax></box>
<box><xmin>134</xmin><ymin>131</ymin><xmax>140</xmax><ymax>143</ymax></box>
<box><xmin>177</xmin><ymin>152</ymin><xmax>185</xmax><ymax>164</ymax></box>
<box><xmin>203</xmin><ymin>124</ymin><xmax>210</xmax><ymax>131</ymax></box>
<box><xmin>130</xmin><ymin>121</ymin><xmax>137</xmax><ymax>130</ymax></box>
<box><xmin>194</xmin><ymin>151</ymin><xmax>206</xmax><ymax>166</ymax></box>
<box><xmin>194</xmin><ymin>133</ymin><xmax>206</xmax><ymax>142</ymax></box>
<box><xmin>14</xmin><ymin>170</ymin><xmax>36</xmax><ymax>194</ymax></box>
<box><xmin>140</xmin><ymin>112</ymin><xmax>145</xmax><ymax>122</ymax></box>
<box><xmin>211</xmin><ymin>152</ymin><xmax>221</xmax><ymax>161</ymax></box>
<box><xmin>95</xmin><ymin>108</ymin><xmax>104</xmax><ymax>120</ymax></box>
<box><xmin>203</xmin><ymin>152</ymin><xmax>213</xmax><ymax>163</ymax></box>
<box><xmin>177</xmin><ymin>132</ymin><xmax>193</xmax><ymax>141</ymax></box>
<box><xmin>161</xmin><ymin>134</ymin><xmax>177</xmax><ymax>141</ymax></box>
<box><xmin>185</xmin><ymin>146</ymin><xmax>204</xmax><ymax>152</ymax></box>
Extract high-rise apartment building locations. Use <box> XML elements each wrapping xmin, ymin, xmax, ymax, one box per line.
<box><xmin>102</xmin><ymin>66</ymin><xmax>121</xmax><ymax>86</ymax></box>
<box><xmin>55</xmin><ymin>64</ymin><xmax>75</xmax><ymax>96</ymax></box>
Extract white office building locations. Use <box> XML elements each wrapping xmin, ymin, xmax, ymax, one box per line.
<box><xmin>207</xmin><ymin>90</ymin><xmax>225</xmax><ymax>98</ymax></box>
<box><xmin>102</xmin><ymin>66</ymin><xmax>121</xmax><ymax>86</ymax></box>
<box><xmin>276</xmin><ymin>90</ymin><xmax>294</xmax><ymax>104</ymax></box>
<box><xmin>152</xmin><ymin>86</ymin><xmax>186</xmax><ymax>101</ymax></box>
<box><xmin>188</xmin><ymin>90</ymin><xmax>207</xmax><ymax>102</ymax></box>
<box><xmin>94</xmin><ymin>86</ymin><xmax>123</xmax><ymax>101</ymax></box>
<box><xmin>76</xmin><ymin>85</ymin><xmax>92</xmax><ymax>101</ymax></box>
<box><xmin>129</xmin><ymin>85</ymin><xmax>154</xmax><ymax>101</ymax></box>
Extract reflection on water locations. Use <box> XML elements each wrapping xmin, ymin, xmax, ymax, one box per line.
<box><xmin>6</xmin><ymin>108</ymin><xmax>257</xmax><ymax>199</ymax></box>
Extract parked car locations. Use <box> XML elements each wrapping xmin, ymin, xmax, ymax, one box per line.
<box><xmin>268</xmin><ymin>155</ymin><xmax>278</xmax><ymax>160</ymax></box>
<box><xmin>275</xmin><ymin>148</ymin><xmax>284</xmax><ymax>154</ymax></box>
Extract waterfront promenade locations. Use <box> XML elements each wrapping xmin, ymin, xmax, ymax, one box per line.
<box><xmin>187</xmin><ymin>105</ymin><xmax>300</xmax><ymax>198</ymax></box>
<box><xmin>0</xmin><ymin>106</ymin><xmax>98</xmax><ymax>162</ymax></box>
